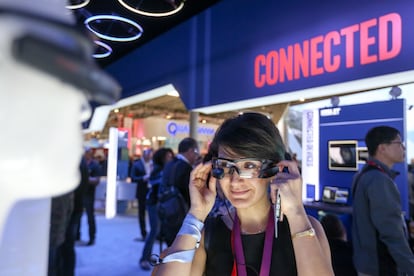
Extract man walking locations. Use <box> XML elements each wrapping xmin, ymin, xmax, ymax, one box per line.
<box><xmin>352</xmin><ymin>126</ymin><xmax>414</xmax><ymax>275</ymax></box>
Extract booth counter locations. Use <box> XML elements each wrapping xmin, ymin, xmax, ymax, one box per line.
<box><xmin>304</xmin><ymin>201</ymin><xmax>352</xmax><ymax>215</ymax></box>
<box><xmin>95</xmin><ymin>178</ymin><xmax>137</xmax><ymax>214</ymax></box>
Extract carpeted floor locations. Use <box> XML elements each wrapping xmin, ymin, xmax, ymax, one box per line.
<box><xmin>75</xmin><ymin>212</ymin><xmax>160</xmax><ymax>276</ymax></box>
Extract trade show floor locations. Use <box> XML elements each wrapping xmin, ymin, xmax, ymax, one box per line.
<box><xmin>75</xmin><ymin>211</ymin><xmax>158</xmax><ymax>276</ymax></box>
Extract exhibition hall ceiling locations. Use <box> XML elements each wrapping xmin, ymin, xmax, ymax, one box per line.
<box><xmin>97</xmin><ymin>93</ymin><xmax>346</xmax><ymax>139</ymax></box>
<box><xmin>70</xmin><ymin>0</ymin><xmax>222</xmax><ymax>67</ymax></box>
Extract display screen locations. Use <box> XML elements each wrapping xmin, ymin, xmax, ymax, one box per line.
<box><xmin>328</xmin><ymin>140</ymin><xmax>358</xmax><ymax>171</ymax></box>
<box><xmin>322</xmin><ymin>186</ymin><xmax>350</xmax><ymax>204</ymax></box>
<box><xmin>357</xmin><ymin>147</ymin><xmax>369</xmax><ymax>163</ymax></box>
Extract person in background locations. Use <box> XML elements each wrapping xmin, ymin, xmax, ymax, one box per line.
<box><xmin>320</xmin><ymin>213</ymin><xmax>357</xmax><ymax>276</ymax></box>
<box><xmin>131</xmin><ymin>148</ymin><xmax>153</xmax><ymax>241</ymax></box>
<box><xmin>408</xmin><ymin>161</ymin><xmax>414</xmax><ymax>222</ymax></box>
<box><xmin>153</xmin><ymin>112</ymin><xmax>333</xmax><ymax>276</ymax></box>
<box><xmin>407</xmin><ymin>162</ymin><xmax>414</xmax><ymax>252</ymax></box>
<box><xmin>95</xmin><ymin>152</ymin><xmax>107</xmax><ymax>177</ymax></box>
<box><xmin>139</xmin><ymin>147</ymin><xmax>174</xmax><ymax>270</ymax></box>
<box><xmin>48</xmin><ymin>191</ymin><xmax>74</xmax><ymax>276</ymax></box>
<box><xmin>80</xmin><ymin>148</ymin><xmax>102</xmax><ymax>246</ymax></box>
<box><xmin>157</xmin><ymin>137</ymin><xmax>200</xmax><ymax>247</ymax></box>
<box><xmin>352</xmin><ymin>126</ymin><xmax>414</xmax><ymax>275</ymax></box>
<box><xmin>160</xmin><ymin>138</ymin><xmax>200</xmax><ymax>206</ymax></box>
<box><xmin>59</xmin><ymin>156</ymin><xmax>89</xmax><ymax>276</ymax></box>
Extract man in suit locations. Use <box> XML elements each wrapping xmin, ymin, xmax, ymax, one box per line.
<box><xmin>59</xmin><ymin>157</ymin><xmax>89</xmax><ymax>276</ymax></box>
<box><xmin>130</xmin><ymin>148</ymin><xmax>153</xmax><ymax>241</ymax></box>
<box><xmin>158</xmin><ymin>137</ymin><xmax>200</xmax><ymax>245</ymax></box>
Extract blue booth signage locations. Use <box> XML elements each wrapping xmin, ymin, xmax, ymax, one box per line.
<box><xmin>167</xmin><ymin>121</ymin><xmax>215</xmax><ymax>136</ymax></box>
<box><xmin>107</xmin><ymin>0</ymin><xmax>414</xmax><ymax>110</ymax></box>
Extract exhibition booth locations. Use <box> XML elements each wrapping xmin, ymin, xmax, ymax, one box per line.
<box><xmin>102</xmin><ymin>0</ymin><xmax>414</xmax><ymax>224</ymax></box>
<box><xmin>301</xmin><ymin>99</ymin><xmax>408</xmax><ymax>236</ymax></box>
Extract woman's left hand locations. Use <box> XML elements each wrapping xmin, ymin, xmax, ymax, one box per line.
<box><xmin>269</xmin><ymin>160</ymin><xmax>304</xmax><ymax>219</ymax></box>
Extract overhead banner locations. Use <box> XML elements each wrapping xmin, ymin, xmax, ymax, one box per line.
<box><xmin>107</xmin><ymin>0</ymin><xmax>414</xmax><ymax>109</ymax></box>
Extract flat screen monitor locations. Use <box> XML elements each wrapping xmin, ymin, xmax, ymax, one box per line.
<box><xmin>328</xmin><ymin>140</ymin><xmax>358</xmax><ymax>171</ymax></box>
<box><xmin>357</xmin><ymin>147</ymin><xmax>369</xmax><ymax>163</ymax></box>
<box><xmin>322</xmin><ymin>186</ymin><xmax>350</xmax><ymax>205</ymax></box>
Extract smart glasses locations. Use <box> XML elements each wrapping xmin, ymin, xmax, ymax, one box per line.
<box><xmin>211</xmin><ymin>157</ymin><xmax>281</xmax><ymax>179</ymax></box>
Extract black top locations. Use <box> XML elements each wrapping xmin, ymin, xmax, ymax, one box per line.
<box><xmin>86</xmin><ymin>159</ymin><xmax>101</xmax><ymax>194</ymax></box>
<box><xmin>131</xmin><ymin>158</ymin><xmax>149</xmax><ymax>198</ymax></box>
<box><xmin>146</xmin><ymin>164</ymin><xmax>163</xmax><ymax>205</ymax></box>
<box><xmin>204</xmin><ymin>215</ymin><xmax>297</xmax><ymax>276</ymax></box>
<box><xmin>74</xmin><ymin>157</ymin><xmax>89</xmax><ymax>212</ymax></box>
<box><xmin>328</xmin><ymin>239</ymin><xmax>357</xmax><ymax>276</ymax></box>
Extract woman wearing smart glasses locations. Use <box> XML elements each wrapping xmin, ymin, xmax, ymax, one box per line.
<box><xmin>152</xmin><ymin>112</ymin><xmax>333</xmax><ymax>276</ymax></box>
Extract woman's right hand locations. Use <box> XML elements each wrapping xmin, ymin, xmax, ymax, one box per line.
<box><xmin>188</xmin><ymin>162</ymin><xmax>217</xmax><ymax>221</ymax></box>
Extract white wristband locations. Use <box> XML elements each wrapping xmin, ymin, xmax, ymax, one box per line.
<box><xmin>177</xmin><ymin>213</ymin><xmax>204</xmax><ymax>248</ymax></box>
<box><xmin>153</xmin><ymin>249</ymin><xmax>196</xmax><ymax>265</ymax></box>
<box><xmin>183</xmin><ymin>213</ymin><xmax>204</xmax><ymax>230</ymax></box>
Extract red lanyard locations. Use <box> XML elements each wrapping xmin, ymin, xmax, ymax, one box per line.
<box><xmin>366</xmin><ymin>160</ymin><xmax>385</xmax><ymax>173</ymax></box>
<box><xmin>231</xmin><ymin>207</ymin><xmax>274</xmax><ymax>276</ymax></box>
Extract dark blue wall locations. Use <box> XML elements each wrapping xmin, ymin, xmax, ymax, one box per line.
<box><xmin>318</xmin><ymin>99</ymin><xmax>408</xmax><ymax>217</ymax></box>
<box><xmin>107</xmin><ymin>0</ymin><xmax>414</xmax><ymax>110</ymax></box>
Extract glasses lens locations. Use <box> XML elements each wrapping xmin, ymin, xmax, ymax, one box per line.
<box><xmin>213</xmin><ymin>158</ymin><xmax>263</xmax><ymax>178</ymax></box>
<box><xmin>214</xmin><ymin>159</ymin><xmax>234</xmax><ymax>174</ymax></box>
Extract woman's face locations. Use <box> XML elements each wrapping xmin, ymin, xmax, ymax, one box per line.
<box><xmin>217</xmin><ymin>147</ymin><xmax>270</xmax><ymax>209</ymax></box>
<box><xmin>164</xmin><ymin>151</ymin><xmax>173</xmax><ymax>163</ymax></box>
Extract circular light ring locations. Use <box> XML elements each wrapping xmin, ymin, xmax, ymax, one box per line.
<box><xmin>84</xmin><ymin>15</ymin><xmax>143</xmax><ymax>42</ymax></box>
<box><xmin>117</xmin><ymin>0</ymin><xmax>185</xmax><ymax>17</ymax></box>
<box><xmin>66</xmin><ymin>0</ymin><xmax>90</xmax><ymax>10</ymax></box>
<box><xmin>93</xmin><ymin>40</ymin><xmax>112</xmax><ymax>59</ymax></box>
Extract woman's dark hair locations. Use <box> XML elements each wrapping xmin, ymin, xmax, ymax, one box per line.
<box><xmin>152</xmin><ymin>147</ymin><xmax>174</xmax><ymax>167</ymax></box>
<box><xmin>211</xmin><ymin>112</ymin><xmax>286</xmax><ymax>162</ymax></box>
<box><xmin>365</xmin><ymin>126</ymin><xmax>400</xmax><ymax>156</ymax></box>
<box><xmin>320</xmin><ymin>214</ymin><xmax>346</xmax><ymax>240</ymax></box>
<box><xmin>203</xmin><ymin>140</ymin><xmax>218</xmax><ymax>163</ymax></box>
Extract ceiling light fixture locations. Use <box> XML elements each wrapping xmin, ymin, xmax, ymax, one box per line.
<box><xmin>117</xmin><ymin>0</ymin><xmax>185</xmax><ymax>17</ymax></box>
<box><xmin>93</xmin><ymin>40</ymin><xmax>113</xmax><ymax>58</ymax></box>
<box><xmin>84</xmin><ymin>15</ymin><xmax>143</xmax><ymax>42</ymax></box>
<box><xmin>66</xmin><ymin>0</ymin><xmax>90</xmax><ymax>10</ymax></box>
